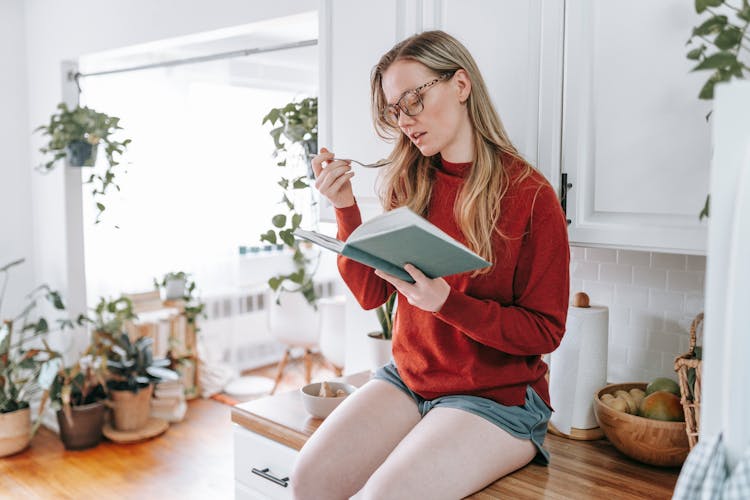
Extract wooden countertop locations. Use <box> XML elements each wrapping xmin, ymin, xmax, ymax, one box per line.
<box><xmin>231</xmin><ymin>371</ymin><xmax>680</xmax><ymax>499</ymax></box>
<box><xmin>231</xmin><ymin>371</ymin><xmax>370</xmax><ymax>451</ymax></box>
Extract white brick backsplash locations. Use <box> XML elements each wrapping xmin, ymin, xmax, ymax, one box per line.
<box><xmin>570</xmin><ymin>246</ymin><xmax>705</xmax><ymax>382</ymax></box>
<box><xmin>571</xmin><ymin>261</ymin><xmax>599</xmax><ymax>281</ymax></box>
<box><xmin>649</xmin><ymin>290</ymin><xmax>685</xmax><ymax>312</ymax></box>
<box><xmin>599</xmin><ymin>263</ymin><xmax>633</xmax><ymax>284</ymax></box>
<box><xmin>628</xmin><ymin>347</ymin><xmax>662</xmax><ymax>372</ymax></box>
<box><xmin>633</xmin><ymin>266</ymin><xmax>667</xmax><ymax>288</ymax></box>
<box><xmin>617</xmin><ymin>250</ymin><xmax>651</xmax><ymax>266</ymax></box>
<box><xmin>630</xmin><ymin>310</ymin><xmax>664</xmax><ymax>332</ymax></box>
<box><xmin>610</xmin><ymin>324</ymin><xmax>649</xmax><ymax>349</ymax></box>
<box><xmin>687</xmin><ymin>255</ymin><xmax>707</xmax><ymax>271</ymax></box>
<box><xmin>609</xmin><ymin>305</ymin><xmax>629</xmax><ymax>326</ymax></box>
<box><xmin>570</xmin><ymin>246</ymin><xmax>586</xmax><ymax>260</ymax></box>
<box><xmin>685</xmin><ymin>293</ymin><xmax>705</xmax><ymax>316</ymax></box>
<box><xmin>651</xmin><ymin>252</ymin><xmax>688</xmax><ymax>271</ymax></box>
<box><xmin>614</xmin><ymin>285</ymin><xmax>650</xmax><ymax>309</ymax></box>
<box><xmin>648</xmin><ymin>331</ymin><xmax>682</xmax><ymax>354</ymax></box>
<box><xmin>581</xmin><ymin>281</ymin><xmax>615</xmax><ymax>306</ymax></box>
<box><xmin>667</xmin><ymin>270</ymin><xmax>702</xmax><ymax>292</ymax></box>
<box><xmin>585</xmin><ymin>247</ymin><xmax>618</xmax><ymax>263</ymax></box>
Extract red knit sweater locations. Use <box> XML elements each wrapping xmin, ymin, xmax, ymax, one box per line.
<box><xmin>335</xmin><ymin>155</ymin><xmax>570</xmax><ymax>407</ymax></box>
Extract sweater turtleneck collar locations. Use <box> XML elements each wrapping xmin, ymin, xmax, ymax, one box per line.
<box><xmin>438</xmin><ymin>156</ymin><xmax>473</xmax><ymax>178</ymax></box>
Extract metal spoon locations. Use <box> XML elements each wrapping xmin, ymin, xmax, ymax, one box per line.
<box><xmin>332</xmin><ymin>158</ymin><xmax>392</xmax><ymax>168</ymax></box>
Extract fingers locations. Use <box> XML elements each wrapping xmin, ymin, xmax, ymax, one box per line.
<box><xmin>311</xmin><ymin>147</ymin><xmax>334</xmax><ymax>178</ymax></box>
<box><xmin>403</xmin><ymin>264</ymin><xmax>426</xmax><ymax>282</ymax></box>
<box><xmin>374</xmin><ymin>270</ymin><xmax>413</xmax><ymax>294</ymax></box>
<box><xmin>315</xmin><ymin>157</ymin><xmax>353</xmax><ymax>194</ymax></box>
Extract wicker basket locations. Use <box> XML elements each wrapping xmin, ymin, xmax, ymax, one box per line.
<box><xmin>674</xmin><ymin>312</ymin><xmax>703</xmax><ymax>449</ymax></box>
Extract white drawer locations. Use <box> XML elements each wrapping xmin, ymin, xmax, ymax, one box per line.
<box><xmin>233</xmin><ymin>424</ymin><xmax>298</xmax><ymax>500</ymax></box>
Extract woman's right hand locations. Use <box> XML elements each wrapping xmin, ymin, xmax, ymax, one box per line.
<box><xmin>311</xmin><ymin>148</ymin><xmax>356</xmax><ymax>208</ymax></box>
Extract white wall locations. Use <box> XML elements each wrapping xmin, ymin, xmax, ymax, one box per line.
<box><xmin>0</xmin><ymin>0</ymin><xmax>34</xmax><ymax>317</ymax></box>
<box><xmin>15</xmin><ymin>0</ymin><xmax>316</xmax><ymax>320</ymax></box>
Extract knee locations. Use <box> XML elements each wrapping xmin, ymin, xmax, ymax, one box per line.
<box><xmin>291</xmin><ymin>457</ymin><xmax>342</xmax><ymax>500</ymax></box>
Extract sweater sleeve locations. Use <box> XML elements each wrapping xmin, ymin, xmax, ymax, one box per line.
<box><xmin>335</xmin><ymin>203</ymin><xmax>395</xmax><ymax>310</ymax></box>
<box><xmin>434</xmin><ymin>184</ymin><xmax>570</xmax><ymax>355</ymax></box>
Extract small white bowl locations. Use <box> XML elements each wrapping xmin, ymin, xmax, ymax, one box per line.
<box><xmin>300</xmin><ymin>382</ymin><xmax>356</xmax><ymax>419</ymax></box>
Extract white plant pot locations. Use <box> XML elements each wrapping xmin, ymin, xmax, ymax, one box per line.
<box><xmin>0</xmin><ymin>407</ymin><xmax>31</xmax><ymax>457</ymax></box>
<box><xmin>318</xmin><ymin>296</ymin><xmax>346</xmax><ymax>369</ymax></box>
<box><xmin>164</xmin><ymin>278</ymin><xmax>187</xmax><ymax>300</ymax></box>
<box><xmin>268</xmin><ymin>291</ymin><xmax>320</xmax><ymax>348</ymax></box>
<box><xmin>366</xmin><ymin>332</ymin><xmax>393</xmax><ymax>369</ymax></box>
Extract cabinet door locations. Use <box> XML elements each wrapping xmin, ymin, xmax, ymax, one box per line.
<box><xmin>431</xmin><ymin>0</ymin><xmax>563</xmax><ymax>186</ymax></box>
<box><xmin>319</xmin><ymin>0</ymin><xmax>411</xmax><ymax>221</ymax></box>
<box><xmin>320</xmin><ymin>0</ymin><xmax>562</xmax><ymax>220</ymax></box>
<box><xmin>563</xmin><ymin>0</ymin><xmax>711</xmax><ymax>254</ymax></box>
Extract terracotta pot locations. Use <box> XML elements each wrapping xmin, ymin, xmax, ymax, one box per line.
<box><xmin>110</xmin><ymin>384</ymin><xmax>153</xmax><ymax>431</ymax></box>
<box><xmin>0</xmin><ymin>407</ymin><xmax>31</xmax><ymax>457</ymax></box>
<box><xmin>366</xmin><ymin>332</ymin><xmax>392</xmax><ymax>369</ymax></box>
<box><xmin>56</xmin><ymin>401</ymin><xmax>107</xmax><ymax>450</ymax></box>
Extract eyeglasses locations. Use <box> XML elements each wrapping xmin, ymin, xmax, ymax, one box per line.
<box><xmin>381</xmin><ymin>72</ymin><xmax>453</xmax><ymax>127</ymax></box>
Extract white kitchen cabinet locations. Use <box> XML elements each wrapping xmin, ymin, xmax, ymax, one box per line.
<box><xmin>320</xmin><ymin>0</ymin><xmax>710</xmax><ymax>254</ymax></box>
<box><xmin>562</xmin><ymin>0</ymin><xmax>710</xmax><ymax>254</ymax></box>
<box><xmin>234</xmin><ymin>424</ymin><xmax>297</xmax><ymax>499</ymax></box>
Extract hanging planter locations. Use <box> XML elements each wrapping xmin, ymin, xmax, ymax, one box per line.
<box><xmin>66</xmin><ymin>139</ymin><xmax>99</xmax><ymax>167</ymax></box>
<box><xmin>35</xmin><ymin>103</ymin><xmax>132</xmax><ymax>223</ymax></box>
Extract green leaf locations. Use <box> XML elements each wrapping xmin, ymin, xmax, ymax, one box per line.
<box><xmin>292</xmin><ymin>178</ymin><xmax>309</xmax><ymax>189</ymax></box>
<box><xmin>271</xmin><ymin>214</ymin><xmax>287</xmax><ymax>228</ymax></box>
<box><xmin>687</xmin><ymin>45</ymin><xmax>707</xmax><ymax>60</ymax></box>
<box><xmin>695</xmin><ymin>0</ymin><xmax>723</xmax><ymax>13</ymax></box>
<box><xmin>699</xmin><ymin>194</ymin><xmax>711</xmax><ymax>220</ymax></box>
<box><xmin>693</xmin><ymin>51</ymin><xmax>737</xmax><ymax>71</ymax></box>
<box><xmin>288</xmin><ymin>269</ymin><xmax>305</xmax><ymax>284</ymax></box>
<box><xmin>268</xmin><ymin>276</ymin><xmax>283</xmax><ymax>291</ymax></box>
<box><xmin>259</xmin><ymin>230</ymin><xmax>277</xmax><ymax>245</ymax></box>
<box><xmin>277</xmin><ymin>178</ymin><xmax>289</xmax><ymax>190</ymax></box>
<box><xmin>699</xmin><ymin>77</ymin><xmax>717</xmax><ymax>99</ymax></box>
<box><xmin>291</xmin><ymin>213</ymin><xmax>302</xmax><ymax>230</ymax></box>
<box><xmin>714</xmin><ymin>26</ymin><xmax>743</xmax><ymax>50</ymax></box>
<box><xmin>279</xmin><ymin>229</ymin><xmax>296</xmax><ymax>247</ymax></box>
<box><xmin>693</xmin><ymin>15</ymin><xmax>727</xmax><ymax>36</ymax></box>
<box><xmin>739</xmin><ymin>0</ymin><xmax>750</xmax><ymax>21</ymax></box>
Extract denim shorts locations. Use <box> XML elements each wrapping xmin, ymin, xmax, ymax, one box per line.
<box><xmin>373</xmin><ymin>361</ymin><xmax>552</xmax><ymax>465</ymax></box>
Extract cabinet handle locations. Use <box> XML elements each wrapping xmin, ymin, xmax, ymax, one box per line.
<box><xmin>560</xmin><ymin>173</ymin><xmax>573</xmax><ymax>226</ymax></box>
<box><xmin>251</xmin><ymin>467</ymin><xmax>289</xmax><ymax>488</ymax></box>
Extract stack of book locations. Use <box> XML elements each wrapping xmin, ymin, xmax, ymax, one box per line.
<box><xmin>150</xmin><ymin>379</ymin><xmax>187</xmax><ymax>422</ymax></box>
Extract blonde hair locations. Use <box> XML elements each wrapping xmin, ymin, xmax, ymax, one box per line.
<box><xmin>370</xmin><ymin>31</ymin><xmax>536</xmax><ymax>271</ymax></box>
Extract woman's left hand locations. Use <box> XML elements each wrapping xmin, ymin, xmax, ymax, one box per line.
<box><xmin>374</xmin><ymin>264</ymin><xmax>451</xmax><ymax>313</ymax></box>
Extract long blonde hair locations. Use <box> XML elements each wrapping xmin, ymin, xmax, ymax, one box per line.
<box><xmin>370</xmin><ymin>31</ymin><xmax>535</xmax><ymax>270</ymax></box>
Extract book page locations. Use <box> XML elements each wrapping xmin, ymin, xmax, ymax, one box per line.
<box><xmin>294</xmin><ymin>229</ymin><xmax>345</xmax><ymax>253</ymax></box>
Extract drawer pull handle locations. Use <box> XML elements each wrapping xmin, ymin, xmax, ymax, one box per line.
<box><xmin>252</xmin><ymin>467</ymin><xmax>289</xmax><ymax>488</ymax></box>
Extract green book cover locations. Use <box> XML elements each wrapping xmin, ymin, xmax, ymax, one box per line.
<box><xmin>294</xmin><ymin>207</ymin><xmax>491</xmax><ymax>283</ymax></box>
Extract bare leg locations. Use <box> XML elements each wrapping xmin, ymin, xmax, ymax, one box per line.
<box><xmin>358</xmin><ymin>407</ymin><xmax>537</xmax><ymax>500</ymax></box>
<box><xmin>291</xmin><ymin>379</ymin><xmax>420</xmax><ymax>500</ymax></box>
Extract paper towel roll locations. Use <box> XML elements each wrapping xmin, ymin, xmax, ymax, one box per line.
<box><xmin>549</xmin><ymin>304</ymin><xmax>609</xmax><ymax>436</ymax></box>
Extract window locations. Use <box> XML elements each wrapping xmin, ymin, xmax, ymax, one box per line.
<box><xmin>78</xmin><ymin>27</ymin><xmax>317</xmax><ymax>302</ymax></box>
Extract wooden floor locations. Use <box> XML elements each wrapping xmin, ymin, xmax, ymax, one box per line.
<box><xmin>1</xmin><ymin>357</ymin><xmax>682</xmax><ymax>499</ymax></box>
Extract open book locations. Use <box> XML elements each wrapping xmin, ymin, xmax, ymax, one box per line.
<box><xmin>294</xmin><ymin>207</ymin><xmax>491</xmax><ymax>283</ymax></box>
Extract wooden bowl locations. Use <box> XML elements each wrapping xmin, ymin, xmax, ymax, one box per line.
<box><xmin>593</xmin><ymin>382</ymin><xmax>689</xmax><ymax>467</ymax></box>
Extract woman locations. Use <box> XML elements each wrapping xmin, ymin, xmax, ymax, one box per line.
<box><xmin>292</xmin><ymin>30</ymin><xmax>570</xmax><ymax>500</ymax></box>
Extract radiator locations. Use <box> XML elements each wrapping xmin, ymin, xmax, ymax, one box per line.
<box><xmin>200</xmin><ymin>281</ymin><xmax>337</xmax><ymax>372</ymax></box>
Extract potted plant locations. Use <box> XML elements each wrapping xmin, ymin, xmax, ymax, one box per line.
<box><xmin>685</xmin><ymin>0</ymin><xmax>750</xmax><ymax>218</ymax></box>
<box><xmin>35</xmin><ymin>102</ymin><xmax>132</xmax><ymax>223</ymax></box>
<box><xmin>154</xmin><ymin>271</ymin><xmax>190</xmax><ymax>301</ymax></box>
<box><xmin>105</xmin><ymin>333</ymin><xmax>178</xmax><ymax>432</ymax></box>
<box><xmin>0</xmin><ymin>259</ymin><xmax>74</xmax><ymax>457</ymax></box>
<box><xmin>47</xmin><ymin>354</ymin><xmax>108</xmax><ymax>450</ymax></box>
<box><xmin>366</xmin><ymin>292</ymin><xmax>397</xmax><ymax>368</ymax></box>
<box><xmin>153</xmin><ymin>271</ymin><xmax>205</xmax><ymax>398</ymax></box>
<box><xmin>260</xmin><ymin>97</ymin><xmax>320</xmax><ymax>309</ymax></box>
